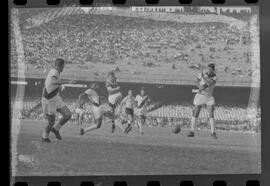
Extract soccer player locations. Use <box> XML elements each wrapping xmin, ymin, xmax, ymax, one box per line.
<box><xmin>118</xmin><ymin>90</ymin><xmax>136</xmax><ymax>134</ymax></box>
<box><xmin>135</xmin><ymin>87</ymin><xmax>150</xmax><ymax>135</ymax></box>
<box><xmin>187</xmin><ymin>63</ymin><xmax>218</xmax><ymax>139</ymax></box>
<box><xmin>74</xmin><ymin>83</ymin><xmax>97</xmax><ymax>129</ymax></box>
<box><xmin>41</xmin><ymin>58</ymin><xmax>75</xmax><ymax>142</ymax></box>
<box><xmin>79</xmin><ymin>83</ymin><xmax>107</xmax><ymax>135</ymax></box>
<box><xmin>105</xmin><ymin>71</ymin><xmax>123</xmax><ymax>133</ymax></box>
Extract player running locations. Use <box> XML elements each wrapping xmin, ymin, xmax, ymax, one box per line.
<box><xmin>187</xmin><ymin>63</ymin><xmax>218</xmax><ymax>139</ymax></box>
<box><xmin>118</xmin><ymin>90</ymin><xmax>136</xmax><ymax>134</ymax></box>
<box><xmin>135</xmin><ymin>87</ymin><xmax>150</xmax><ymax>135</ymax></box>
<box><xmin>105</xmin><ymin>71</ymin><xmax>123</xmax><ymax>133</ymax></box>
<box><xmin>41</xmin><ymin>58</ymin><xmax>75</xmax><ymax>142</ymax></box>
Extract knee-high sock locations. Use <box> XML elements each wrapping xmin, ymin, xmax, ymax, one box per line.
<box><xmin>138</xmin><ymin>121</ymin><xmax>143</xmax><ymax>133</ymax></box>
<box><xmin>53</xmin><ymin>116</ymin><xmax>70</xmax><ymax>131</ymax></box>
<box><xmin>42</xmin><ymin>121</ymin><xmax>54</xmax><ymax>138</ymax></box>
<box><xmin>84</xmin><ymin>125</ymin><xmax>98</xmax><ymax>133</ymax></box>
<box><xmin>210</xmin><ymin>118</ymin><xmax>215</xmax><ymax>133</ymax></box>
<box><xmin>191</xmin><ymin>117</ymin><xmax>197</xmax><ymax>132</ymax></box>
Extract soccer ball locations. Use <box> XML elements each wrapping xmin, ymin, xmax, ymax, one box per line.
<box><xmin>172</xmin><ymin>124</ymin><xmax>181</xmax><ymax>134</ymax></box>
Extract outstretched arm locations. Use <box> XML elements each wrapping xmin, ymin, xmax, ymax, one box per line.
<box><xmin>51</xmin><ymin>76</ymin><xmax>76</xmax><ymax>86</ymax></box>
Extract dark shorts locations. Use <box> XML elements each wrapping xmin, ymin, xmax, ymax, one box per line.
<box><xmin>125</xmin><ymin>108</ymin><xmax>134</xmax><ymax>117</ymax></box>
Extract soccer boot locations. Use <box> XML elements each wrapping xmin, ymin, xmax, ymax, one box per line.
<box><xmin>211</xmin><ymin>132</ymin><xmax>218</xmax><ymax>139</ymax></box>
<box><xmin>41</xmin><ymin>137</ymin><xmax>51</xmax><ymax>143</ymax></box>
<box><xmin>51</xmin><ymin>128</ymin><xmax>62</xmax><ymax>140</ymax></box>
<box><xmin>80</xmin><ymin>128</ymin><xmax>85</xmax><ymax>136</ymax></box>
<box><xmin>187</xmin><ymin>131</ymin><xmax>195</xmax><ymax>137</ymax></box>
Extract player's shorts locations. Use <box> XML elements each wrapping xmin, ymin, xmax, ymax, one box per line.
<box><xmin>41</xmin><ymin>96</ymin><xmax>66</xmax><ymax>116</ymax></box>
<box><xmin>108</xmin><ymin>92</ymin><xmax>122</xmax><ymax>105</ymax></box>
<box><xmin>92</xmin><ymin>105</ymin><xmax>106</xmax><ymax>119</ymax></box>
<box><xmin>75</xmin><ymin>107</ymin><xmax>85</xmax><ymax>116</ymax></box>
<box><xmin>125</xmin><ymin>108</ymin><xmax>134</xmax><ymax>117</ymax></box>
<box><xmin>136</xmin><ymin>107</ymin><xmax>147</xmax><ymax>116</ymax></box>
<box><xmin>193</xmin><ymin>93</ymin><xmax>215</xmax><ymax>106</ymax></box>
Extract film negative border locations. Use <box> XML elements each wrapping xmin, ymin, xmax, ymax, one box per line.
<box><xmin>8</xmin><ymin>0</ymin><xmax>270</xmax><ymax>185</ymax></box>
<box><xmin>11</xmin><ymin>0</ymin><xmax>260</xmax><ymax>7</ymax></box>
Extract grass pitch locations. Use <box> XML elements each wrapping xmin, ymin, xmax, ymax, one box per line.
<box><xmin>14</xmin><ymin>120</ymin><xmax>260</xmax><ymax>176</ymax></box>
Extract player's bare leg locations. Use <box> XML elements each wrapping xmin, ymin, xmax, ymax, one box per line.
<box><xmin>138</xmin><ymin>115</ymin><xmax>145</xmax><ymax>135</ymax></box>
<box><xmin>188</xmin><ymin>105</ymin><xmax>202</xmax><ymax>137</ymax></box>
<box><xmin>114</xmin><ymin>117</ymin><xmax>126</xmax><ymax>133</ymax></box>
<box><xmin>78</xmin><ymin>113</ymin><xmax>84</xmax><ymax>129</ymax></box>
<box><xmin>207</xmin><ymin>105</ymin><xmax>217</xmax><ymax>139</ymax></box>
<box><xmin>124</xmin><ymin>113</ymin><xmax>133</xmax><ymax>134</ymax></box>
<box><xmin>76</xmin><ymin>113</ymin><xmax>80</xmax><ymax>126</ymax></box>
<box><xmin>108</xmin><ymin>103</ymin><xmax>117</xmax><ymax>133</ymax></box>
<box><xmin>80</xmin><ymin>118</ymin><xmax>102</xmax><ymax>135</ymax></box>
<box><xmin>51</xmin><ymin>106</ymin><xmax>72</xmax><ymax>140</ymax></box>
<box><xmin>42</xmin><ymin>114</ymin><xmax>55</xmax><ymax>142</ymax></box>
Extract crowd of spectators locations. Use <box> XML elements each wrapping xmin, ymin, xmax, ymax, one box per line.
<box><xmin>10</xmin><ymin>11</ymin><xmax>253</xmax><ymax>79</ymax></box>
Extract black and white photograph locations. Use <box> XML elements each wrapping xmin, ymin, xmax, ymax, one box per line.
<box><xmin>10</xmin><ymin>6</ymin><xmax>260</xmax><ymax>176</ymax></box>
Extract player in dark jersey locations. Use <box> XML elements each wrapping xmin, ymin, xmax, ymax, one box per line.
<box><xmin>105</xmin><ymin>71</ymin><xmax>123</xmax><ymax>133</ymax></box>
<box><xmin>187</xmin><ymin>63</ymin><xmax>218</xmax><ymax>139</ymax></box>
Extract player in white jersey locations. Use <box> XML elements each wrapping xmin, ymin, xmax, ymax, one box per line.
<box><xmin>41</xmin><ymin>58</ymin><xmax>75</xmax><ymax>142</ymax></box>
<box><xmin>74</xmin><ymin>83</ymin><xmax>98</xmax><ymax>129</ymax></box>
<box><xmin>118</xmin><ymin>90</ymin><xmax>136</xmax><ymax>134</ymax></box>
<box><xmin>135</xmin><ymin>87</ymin><xmax>150</xmax><ymax>135</ymax></box>
<box><xmin>79</xmin><ymin>83</ymin><xmax>108</xmax><ymax>135</ymax></box>
<box><xmin>187</xmin><ymin>63</ymin><xmax>218</xmax><ymax>139</ymax></box>
<box><xmin>105</xmin><ymin>71</ymin><xmax>123</xmax><ymax>133</ymax></box>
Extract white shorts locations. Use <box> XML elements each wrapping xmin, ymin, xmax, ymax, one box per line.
<box><xmin>108</xmin><ymin>92</ymin><xmax>122</xmax><ymax>105</ymax></box>
<box><xmin>92</xmin><ymin>105</ymin><xmax>106</xmax><ymax>119</ymax></box>
<box><xmin>193</xmin><ymin>93</ymin><xmax>215</xmax><ymax>106</ymax></box>
<box><xmin>42</xmin><ymin>96</ymin><xmax>66</xmax><ymax>116</ymax></box>
<box><xmin>75</xmin><ymin>108</ymin><xmax>85</xmax><ymax>116</ymax></box>
<box><xmin>135</xmin><ymin>108</ymin><xmax>147</xmax><ymax>116</ymax></box>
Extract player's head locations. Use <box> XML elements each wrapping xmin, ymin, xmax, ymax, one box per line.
<box><xmin>108</xmin><ymin>71</ymin><xmax>115</xmax><ymax>80</ymax></box>
<box><xmin>140</xmin><ymin>87</ymin><xmax>145</xmax><ymax>95</ymax></box>
<box><xmin>55</xmin><ymin>58</ymin><xmax>65</xmax><ymax>73</ymax></box>
<box><xmin>207</xmin><ymin>63</ymin><xmax>215</xmax><ymax>73</ymax></box>
<box><xmin>128</xmin><ymin>90</ymin><xmax>133</xmax><ymax>96</ymax></box>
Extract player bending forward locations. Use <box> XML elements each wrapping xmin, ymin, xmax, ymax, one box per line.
<box><xmin>118</xmin><ymin>90</ymin><xmax>136</xmax><ymax>134</ymax></box>
<box><xmin>187</xmin><ymin>63</ymin><xmax>218</xmax><ymax>139</ymax></box>
<box><xmin>41</xmin><ymin>58</ymin><xmax>75</xmax><ymax>142</ymax></box>
<box><xmin>106</xmin><ymin>71</ymin><xmax>123</xmax><ymax>133</ymax></box>
<box><xmin>79</xmin><ymin>83</ymin><xmax>106</xmax><ymax>135</ymax></box>
<box><xmin>74</xmin><ymin>84</ymin><xmax>97</xmax><ymax>130</ymax></box>
<box><xmin>135</xmin><ymin>87</ymin><xmax>150</xmax><ymax>135</ymax></box>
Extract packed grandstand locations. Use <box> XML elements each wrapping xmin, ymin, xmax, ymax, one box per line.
<box><xmin>11</xmin><ymin>7</ymin><xmax>259</xmax><ymax>85</ymax></box>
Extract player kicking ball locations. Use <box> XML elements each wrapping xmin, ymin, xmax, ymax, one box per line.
<box><xmin>41</xmin><ymin>58</ymin><xmax>75</xmax><ymax>143</ymax></box>
<box><xmin>105</xmin><ymin>71</ymin><xmax>123</xmax><ymax>133</ymax></box>
<box><xmin>135</xmin><ymin>87</ymin><xmax>150</xmax><ymax>135</ymax></box>
<box><xmin>187</xmin><ymin>63</ymin><xmax>218</xmax><ymax>139</ymax></box>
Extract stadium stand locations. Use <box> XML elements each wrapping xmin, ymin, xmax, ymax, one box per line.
<box><xmin>10</xmin><ymin>10</ymin><xmax>255</xmax><ymax>83</ymax></box>
<box><xmin>11</xmin><ymin>98</ymin><xmax>261</xmax><ymax>132</ymax></box>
